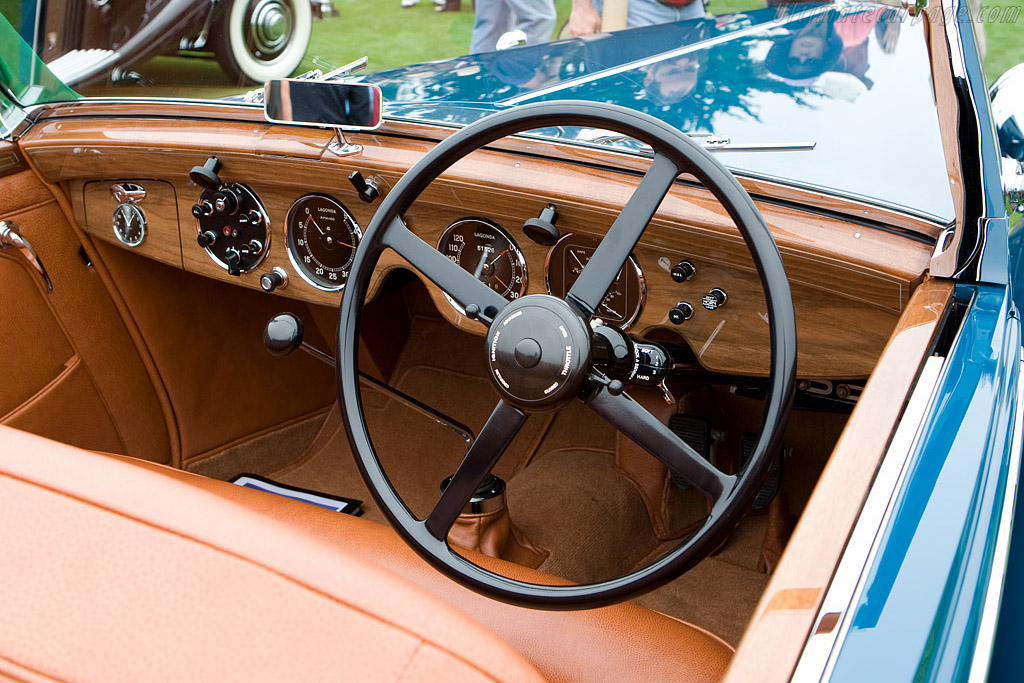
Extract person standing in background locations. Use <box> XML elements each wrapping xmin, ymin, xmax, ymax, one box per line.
<box><xmin>470</xmin><ymin>0</ymin><xmax>557</xmax><ymax>53</ymax></box>
<box><xmin>567</xmin><ymin>0</ymin><xmax>705</xmax><ymax>36</ymax></box>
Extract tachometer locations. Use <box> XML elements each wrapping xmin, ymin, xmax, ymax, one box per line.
<box><xmin>546</xmin><ymin>233</ymin><xmax>645</xmax><ymax>328</ymax></box>
<box><xmin>286</xmin><ymin>194</ymin><xmax>361</xmax><ymax>291</ymax></box>
<box><xmin>436</xmin><ymin>218</ymin><xmax>528</xmax><ymax>310</ymax></box>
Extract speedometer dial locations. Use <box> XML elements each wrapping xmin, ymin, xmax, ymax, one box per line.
<box><xmin>286</xmin><ymin>194</ymin><xmax>361</xmax><ymax>291</ymax></box>
<box><xmin>436</xmin><ymin>219</ymin><xmax>528</xmax><ymax>310</ymax></box>
<box><xmin>546</xmin><ymin>233</ymin><xmax>645</xmax><ymax>328</ymax></box>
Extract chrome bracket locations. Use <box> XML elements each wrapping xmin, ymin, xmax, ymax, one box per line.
<box><xmin>110</xmin><ymin>182</ymin><xmax>146</xmax><ymax>204</ymax></box>
<box><xmin>0</xmin><ymin>220</ymin><xmax>52</xmax><ymax>291</ymax></box>
<box><xmin>329</xmin><ymin>129</ymin><xmax>363</xmax><ymax>156</ymax></box>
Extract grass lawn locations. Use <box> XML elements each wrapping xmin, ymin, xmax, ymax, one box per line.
<box><xmin>982</xmin><ymin>0</ymin><xmax>1024</xmax><ymax>82</ymax></box>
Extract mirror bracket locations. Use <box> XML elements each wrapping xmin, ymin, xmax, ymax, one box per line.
<box><xmin>329</xmin><ymin>129</ymin><xmax>363</xmax><ymax>156</ymax></box>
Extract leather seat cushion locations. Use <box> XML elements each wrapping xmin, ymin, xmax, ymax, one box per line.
<box><xmin>0</xmin><ymin>426</ymin><xmax>733</xmax><ymax>682</ymax></box>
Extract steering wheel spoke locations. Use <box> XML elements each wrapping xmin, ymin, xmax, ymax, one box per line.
<box><xmin>585</xmin><ymin>384</ymin><xmax>734</xmax><ymax>503</ymax></box>
<box><xmin>424</xmin><ymin>400</ymin><xmax>528</xmax><ymax>540</ymax></box>
<box><xmin>566</xmin><ymin>153</ymin><xmax>679</xmax><ymax>318</ymax></box>
<box><xmin>383</xmin><ymin>216</ymin><xmax>510</xmax><ymax>324</ymax></box>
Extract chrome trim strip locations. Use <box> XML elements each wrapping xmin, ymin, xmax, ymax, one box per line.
<box><xmin>930</xmin><ymin>0</ymin><xmax>988</xmax><ymax>279</ymax></box>
<box><xmin>966</xmin><ymin>349</ymin><xmax>1024</xmax><ymax>683</ymax></box>
<box><xmin>792</xmin><ymin>354</ymin><xmax>947</xmax><ymax>682</ymax></box>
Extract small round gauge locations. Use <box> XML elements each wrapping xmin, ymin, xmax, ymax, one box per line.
<box><xmin>436</xmin><ymin>218</ymin><xmax>528</xmax><ymax>310</ymax></box>
<box><xmin>546</xmin><ymin>233</ymin><xmax>645</xmax><ymax>328</ymax></box>
<box><xmin>112</xmin><ymin>203</ymin><xmax>146</xmax><ymax>247</ymax></box>
<box><xmin>286</xmin><ymin>194</ymin><xmax>361</xmax><ymax>291</ymax></box>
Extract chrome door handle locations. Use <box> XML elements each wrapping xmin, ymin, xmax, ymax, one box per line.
<box><xmin>0</xmin><ymin>221</ymin><xmax>52</xmax><ymax>291</ymax></box>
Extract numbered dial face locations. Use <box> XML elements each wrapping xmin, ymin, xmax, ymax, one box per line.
<box><xmin>546</xmin><ymin>233</ymin><xmax>646</xmax><ymax>328</ymax></box>
<box><xmin>286</xmin><ymin>194</ymin><xmax>361</xmax><ymax>291</ymax></box>
<box><xmin>113</xmin><ymin>203</ymin><xmax>146</xmax><ymax>247</ymax></box>
<box><xmin>436</xmin><ymin>219</ymin><xmax>528</xmax><ymax>310</ymax></box>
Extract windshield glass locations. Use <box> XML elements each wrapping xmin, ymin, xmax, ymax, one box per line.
<box><xmin>0</xmin><ymin>0</ymin><xmax>954</xmax><ymax>221</ymax></box>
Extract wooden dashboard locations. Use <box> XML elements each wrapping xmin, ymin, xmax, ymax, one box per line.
<box><xmin>20</xmin><ymin>110</ymin><xmax>936</xmax><ymax>379</ymax></box>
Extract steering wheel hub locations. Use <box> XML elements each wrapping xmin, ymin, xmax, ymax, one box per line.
<box><xmin>485</xmin><ymin>295</ymin><xmax>591</xmax><ymax>411</ymax></box>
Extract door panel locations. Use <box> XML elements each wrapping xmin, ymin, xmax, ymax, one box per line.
<box><xmin>0</xmin><ymin>254</ymin><xmax>74</xmax><ymax>414</ymax></box>
<box><xmin>3</xmin><ymin>356</ymin><xmax>124</xmax><ymax>453</ymax></box>
<box><xmin>0</xmin><ymin>162</ymin><xmax>173</xmax><ymax>464</ymax></box>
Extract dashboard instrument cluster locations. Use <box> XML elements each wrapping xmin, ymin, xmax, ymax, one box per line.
<box><xmin>62</xmin><ymin>127</ymin><xmax>929</xmax><ymax>381</ymax></box>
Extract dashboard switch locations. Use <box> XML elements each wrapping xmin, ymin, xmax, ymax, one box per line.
<box><xmin>192</xmin><ymin>200</ymin><xmax>213</xmax><ymax>218</ymax></box>
<box><xmin>670</xmin><ymin>260</ymin><xmax>696</xmax><ymax>282</ymax></box>
<box><xmin>260</xmin><ymin>267</ymin><xmax>288</xmax><ymax>293</ymax></box>
<box><xmin>348</xmin><ymin>171</ymin><xmax>381</xmax><ymax>203</ymax></box>
<box><xmin>197</xmin><ymin>230</ymin><xmax>218</xmax><ymax>248</ymax></box>
<box><xmin>224</xmin><ymin>247</ymin><xmax>242</xmax><ymax>276</ymax></box>
<box><xmin>702</xmin><ymin>288</ymin><xmax>727</xmax><ymax>311</ymax></box>
<box><xmin>213</xmin><ymin>189</ymin><xmax>239</xmax><ymax>215</ymax></box>
<box><xmin>523</xmin><ymin>204</ymin><xmax>560</xmax><ymax>246</ymax></box>
<box><xmin>668</xmin><ymin>302</ymin><xmax>693</xmax><ymax>325</ymax></box>
<box><xmin>189</xmin><ymin>156</ymin><xmax>222</xmax><ymax>190</ymax></box>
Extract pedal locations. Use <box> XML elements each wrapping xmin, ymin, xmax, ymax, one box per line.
<box><xmin>740</xmin><ymin>433</ymin><xmax>786</xmax><ymax>511</ymax></box>
<box><xmin>668</xmin><ymin>414</ymin><xmax>711</xmax><ymax>490</ymax></box>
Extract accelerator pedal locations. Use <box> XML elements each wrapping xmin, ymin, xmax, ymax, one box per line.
<box><xmin>668</xmin><ymin>414</ymin><xmax>712</xmax><ymax>491</ymax></box>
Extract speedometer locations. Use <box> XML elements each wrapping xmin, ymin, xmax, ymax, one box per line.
<box><xmin>436</xmin><ymin>218</ymin><xmax>528</xmax><ymax>311</ymax></box>
<box><xmin>546</xmin><ymin>233</ymin><xmax>645</xmax><ymax>328</ymax></box>
<box><xmin>286</xmin><ymin>194</ymin><xmax>361</xmax><ymax>292</ymax></box>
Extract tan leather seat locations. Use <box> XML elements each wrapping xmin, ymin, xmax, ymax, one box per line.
<box><xmin>0</xmin><ymin>426</ymin><xmax>733</xmax><ymax>683</ymax></box>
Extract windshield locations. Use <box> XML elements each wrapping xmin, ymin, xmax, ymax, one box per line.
<box><xmin>0</xmin><ymin>0</ymin><xmax>954</xmax><ymax>221</ymax></box>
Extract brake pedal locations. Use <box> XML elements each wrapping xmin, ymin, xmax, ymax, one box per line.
<box><xmin>740</xmin><ymin>433</ymin><xmax>787</xmax><ymax>511</ymax></box>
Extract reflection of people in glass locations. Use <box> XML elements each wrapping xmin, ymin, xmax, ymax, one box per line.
<box><xmin>765</xmin><ymin>14</ymin><xmax>842</xmax><ymax>82</ymax></box>
<box><xmin>765</xmin><ymin>9</ymin><xmax>901</xmax><ymax>90</ymax></box>
<box><xmin>644</xmin><ymin>53</ymin><xmax>703</xmax><ymax>104</ymax></box>
<box><xmin>568</xmin><ymin>0</ymin><xmax>705</xmax><ymax>37</ymax></box>
<box><xmin>470</xmin><ymin>0</ymin><xmax>556</xmax><ymax>53</ymax></box>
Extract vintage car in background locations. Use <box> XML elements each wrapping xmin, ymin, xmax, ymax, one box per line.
<box><xmin>1</xmin><ymin>0</ymin><xmax>1023</xmax><ymax>680</ymax></box>
<box><xmin>8</xmin><ymin>0</ymin><xmax>328</xmax><ymax>87</ymax></box>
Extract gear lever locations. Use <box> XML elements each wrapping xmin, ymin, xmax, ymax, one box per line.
<box><xmin>262</xmin><ymin>312</ymin><xmax>475</xmax><ymax>449</ymax></box>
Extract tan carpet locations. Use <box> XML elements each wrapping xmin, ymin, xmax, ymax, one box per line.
<box><xmin>188</xmin><ymin>302</ymin><xmax>847</xmax><ymax>648</ymax></box>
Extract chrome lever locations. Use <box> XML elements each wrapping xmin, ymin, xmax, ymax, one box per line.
<box><xmin>0</xmin><ymin>221</ymin><xmax>52</xmax><ymax>291</ymax></box>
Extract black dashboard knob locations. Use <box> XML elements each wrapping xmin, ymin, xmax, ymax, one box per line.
<box><xmin>702</xmin><ymin>288</ymin><xmax>728</xmax><ymax>311</ymax></box>
<box><xmin>197</xmin><ymin>230</ymin><xmax>218</xmax><ymax>248</ymax></box>
<box><xmin>189</xmin><ymin>156</ymin><xmax>222</xmax><ymax>190</ymax></box>
<box><xmin>191</xmin><ymin>200</ymin><xmax>213</xmax><ymax>218</ymax></box>
<box><xmin>669</xmin><ymin>302</ymin><xmax>693</xmax><ymax>325</ymax></box>
<box><xmin>260</xmin><ymin>268</ymin><xmax>288</xmax><ymax>293</ymax></box>
<box><xmin>670</xmin><ymin>260</ymin><xmax>695</xmax><ymax>282</ymax></box>
<box><xmin>212</xmin><ymin>189</ymin><xmax>239</xmax><ymax>215</ymax></box>
<box><xmin>263</xmin><ymin>312</ymin><xmax>303</xmax><ymax>357</ymax></box>
<box><xmin>523</xmin><ymin>204</ymin><xmax>560</xmax><ymax>246</ymax></box>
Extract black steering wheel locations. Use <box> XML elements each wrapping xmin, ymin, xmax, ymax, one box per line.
<box><xmin>337</xmin><ymin>101</ymin><xmax>796</xmax><ymax>609</ymax></box>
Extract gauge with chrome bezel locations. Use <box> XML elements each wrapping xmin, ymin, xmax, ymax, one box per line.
<box><xmin>436</xmin><ymin>218</ymin><xmax>528</xmax><ymax>311</ymax></box>
<box><xmin>113</xmin><ymin>202</ymin><xmax>147</xmax><ymax>247</ymax></box>
<box><xmin>286</xmin><ymin>193</ymin><xmax>361</xmax><ymax>291</ymax></box>
<box><xmin>545</xmin><ymin>232</ymin><xmax>646</xmax><ymax>328</ymax></box>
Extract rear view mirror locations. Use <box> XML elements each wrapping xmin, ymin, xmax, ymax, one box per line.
<box><xmin>263</xmin><ymin>79</ymin><xmax>383</xmax><ymax>130</ymax></box>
